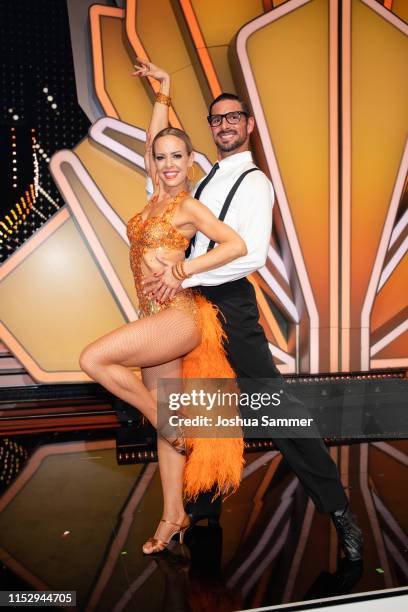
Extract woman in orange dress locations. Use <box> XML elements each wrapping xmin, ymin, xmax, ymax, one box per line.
<box><xmin>79</xmin><ymin>60</ymin><xmax>245</xmax><ymax>554</ymax></box>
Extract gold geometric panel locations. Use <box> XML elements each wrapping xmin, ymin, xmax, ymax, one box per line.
<box><xmin>0</xmin><ymin>215</ymin><xmax>126</xmax><ymax>377</ymax></box>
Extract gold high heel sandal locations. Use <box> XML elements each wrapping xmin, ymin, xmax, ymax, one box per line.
<box><xmin>143</xmin><ymin>516</ymin><xmax>191</xmax><ymax>555</ymax></box>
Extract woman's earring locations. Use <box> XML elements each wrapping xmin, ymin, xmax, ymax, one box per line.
<box><xmin>187</xmin><ymin>165</ymin><xmax>195</xmax><ymax>182</ymax></box>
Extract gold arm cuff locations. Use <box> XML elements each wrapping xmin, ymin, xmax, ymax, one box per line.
<box><xmin>155</xmin><ymin>92</ymin><xmax>171</xmax><ymax>106</ymax></box>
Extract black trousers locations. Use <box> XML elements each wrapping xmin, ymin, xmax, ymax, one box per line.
<box><xmin>198</xmin><ymin>277</ymin><xmax>347</xmax><ymax>513</ymax></box>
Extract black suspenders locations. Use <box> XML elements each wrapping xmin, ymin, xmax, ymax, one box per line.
<box><xmin>206</xmin><ymin>167</ymin><xmax>259</xmax><ymax>252</ymax></box>
<box><xmin>190</xmin><ymin>167</ymin><xmax>259</xmax><ymax>253</ymax></box>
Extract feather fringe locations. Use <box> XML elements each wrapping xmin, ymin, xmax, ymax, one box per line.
<box><xmin>182</xmin><ymin>294</ymin><xmax>245</xmax><ymax>501</ymax></box>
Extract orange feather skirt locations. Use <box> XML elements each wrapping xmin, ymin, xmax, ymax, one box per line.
<box><xmin>181</xmin><ymin>294</ymin><xmax>245</xmax><ymax>501</ymax></box>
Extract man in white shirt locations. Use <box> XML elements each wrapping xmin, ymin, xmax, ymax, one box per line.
<box><xmin>145</xmin><ymin>93</ymin><xmax>363</xmax><ymax>562</ymax></box>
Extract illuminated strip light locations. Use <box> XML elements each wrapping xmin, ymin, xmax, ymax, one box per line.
<box><xmin>268</xmin><ymin>245</ymin><xmax>289</xmax><ymax>283</ymax></box>
<box><xmin>389</xmin><ymin>208</ymin><xmax>408</xmax><ymax>248</ymax></box>
<box><xmin>370</xmin><ymin>318</ymin><xmax>408</xmax><ymax>356</ymax></box>
<box><xmin>89</xmin><ymin>5</ymin><xmax>123</xmax><ymax>118</ymax></box>
<box><xmin>258</xmin><ymin>265</ymin><xmax>299</xmax><ymax>323</ymax></box>
<box><xmin>124</xmin><ymin>1</ymin><xmax>182</xmax><ymax>129</ymax></box>
<box><xmin>178</xmin><ymin>0</ymin><xmax>222</xmax><ymax>97</ymax></box>
<box><xmin>361</xmin><ymin>140</ymin><xmax>408</xmax><ymax>369</ymax></box>
<box><xmin>37</xmin><ymin>185</ymin><xmax>60</xmax><ymax>210</ymax></box>
<box><xmin>236</xmin><ymin>0</ymin><xmax>320</xmax><ymax>372</ymax></box>
<box><xmin>378</xmin><ymin>235</ymin><xmax>408</xmax><ymax>290</ymax></box>
<box><xmin>227</xmin><ymin>477</ymin><xmax>298</xmax><ymax>589</ymax></box>
<box><xmin>33</xmin><ymin>151</ymin><xmax>39</xmax><ymax>199</ymax></box>
<box><xmin>359</xmin><ymin>444</ymin><xmax>393</xmax><ymax>587</ymax></box>
<box><xmin>360</xmin><ymin>1</ymin><xmax>408</xmax><ymax>370</ymax></box>
<box><xmin>341</xmin><ymin>0</ymin><xmax>352</xmax><ymax>371</ymax></box>
<box><xmin>89</xmin><ymin>116</ymin><xmax>212</xmax><ymax>174</ymax></box>
<box><xmin>329</xmin><ymin>0</ymin><xmax>340</xmax><ymax>372</ymax></box>
<box><xmin>50</xmin><ymin>150</ymin><xmax>137</xmax><ymax>322</ymax></box>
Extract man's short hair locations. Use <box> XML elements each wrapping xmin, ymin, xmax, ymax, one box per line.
<box><xmin>209</xmin><ymin>93</ymin><xmax>251</xmax><ymax>117</ymax></box>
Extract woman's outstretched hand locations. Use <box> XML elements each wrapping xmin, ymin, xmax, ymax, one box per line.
<box><xmin>131</xmin><ymin>57</ymin><xmax>169</xmax><ymax>83</ymax></box>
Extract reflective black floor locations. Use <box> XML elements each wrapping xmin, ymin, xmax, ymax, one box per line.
<box><xmin>0</xmin><ymin>434</ymin><xmax>407</xmax><ymax>611</ymax></box>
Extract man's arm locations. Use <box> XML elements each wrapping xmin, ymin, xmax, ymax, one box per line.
<box><xmin>182</xmin><ymin>171</ymin><xmax>274</xmax><ymax>287</ymax></box>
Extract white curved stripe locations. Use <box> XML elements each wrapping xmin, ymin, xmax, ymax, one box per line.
<box><xmin>89</xmin><ymin>116</ymin><xmax>213</xmax><ymax>174</ymax></box>
<box><xmin>236</xmin><ymin>0</ymin><xmax>320</xmax><ymax>371</ymax></box>
<box><xmin>268</xmin><ymin>245</ymin><xmax>289</xmax><ymax>283</ymax></box>
<box><xmin>389</xmin><ymin>208</ymin><xmax>408</xmax><ymax>249</ymax></box>
<box><xmin>361</xmin><ymin>140</ymin><xmax>408</xmax><ymax>370</ymax></box>
<box><xmin>258</xmin><ymin>266</ymin><xmax>299</xmax><ymax>322</ymax></box>
<box><xmin>50</xmin><ymin>150</ymin><xmax>137</xmax><ymax>321</ymax></box>
<box><xmin>371</xmin><ymin>441</ymin><xmax>408</xmax><ymax>466</ymax></box>
<box><xmin>370</xmin><ymin>318</ymin><xmax>408</xmax><ymax>357</ymax></box>
<box><xmin>378</xmin><ymin>236</ymin><xmax>408</xmax><ymax>290</ymax></box>
<box><xmin>268</xmin><ymin>343</ymin><xmax>296</xmax><ymax>371</ymax></box>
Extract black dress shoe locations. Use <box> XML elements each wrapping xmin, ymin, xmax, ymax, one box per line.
<box><xmin>331</xmin><ymin>504</ymin><xmax>363</xmax><ymax>562</ymax></box>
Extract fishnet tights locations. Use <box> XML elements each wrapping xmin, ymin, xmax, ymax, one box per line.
<box><xmin>79</xmin><ymin>307</ymin><xmax>201</xmax><ymax>550</ymax></box>
<box><xmin>79</xmin><ymin>307</ymin><xmax>200</xmax><ymax>425</ymax></box>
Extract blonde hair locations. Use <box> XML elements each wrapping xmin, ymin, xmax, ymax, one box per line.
<box><xmin>152</xmin><ymin>127</ymin><xmax>193</xmax><ymax>156</ymax></box>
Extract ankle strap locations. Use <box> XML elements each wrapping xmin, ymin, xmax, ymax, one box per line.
<box><xmin>160</xmin><ymin>517</ymin><xmax>188</xmax><ymax>529</ymax></box>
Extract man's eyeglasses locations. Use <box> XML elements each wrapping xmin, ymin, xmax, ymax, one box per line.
<box><xmin>207</xmin><ymin>111</ymin><xmax>249</xmax><ymax>128</ymax></box>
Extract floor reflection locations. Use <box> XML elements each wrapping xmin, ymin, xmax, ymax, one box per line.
<box><xmin>0</xmin><ymin>434</ymin><xmax>406</xmax><ymax>611</ymax></box>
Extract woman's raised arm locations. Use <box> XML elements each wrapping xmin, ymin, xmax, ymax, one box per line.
<box><xmin>131</xmin><ymin>58</ymin><xmax>171</xmax><ymax>181</ymax></box>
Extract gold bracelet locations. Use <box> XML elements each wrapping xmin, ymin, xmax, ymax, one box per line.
<box><xmin>155</xmin><ymin>92</ymin><xmax>171</xmax><ymax>106</ymax></box>
<box><xmin>171</xmin><ymin>264</ymin><xmax>184</xmax><ymax>281</ymax></box>
<box><xmin>176</xmin><ymin>261</ymin><xmax>186</xmax><ymax>279</ymax></box>
<box><xmin>179</xmin><ymin>261</ymin><xmax>192</xmax><ymax>279</ymax></box>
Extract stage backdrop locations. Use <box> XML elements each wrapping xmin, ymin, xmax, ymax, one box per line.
<box><xmin>0</xmin><ymin>0</ymin><xmax>407</xmax><ymax>382</ymax></box>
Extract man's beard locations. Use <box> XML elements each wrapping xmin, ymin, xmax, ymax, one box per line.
<box><xmin>215</xmin><ymin>130</ymin><xmax>247</xmax><ymax>153</ymax></box>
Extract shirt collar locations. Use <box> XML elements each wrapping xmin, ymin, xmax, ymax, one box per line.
<box><xmin>218</xmin><ymin>150</ymin><xmax>253</xmax><ymax>169</ymax></box>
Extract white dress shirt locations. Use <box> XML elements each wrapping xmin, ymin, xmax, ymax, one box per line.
<box><xmin>183</xmin><ymin>151</ymin><xmax>274</xmax><ymax>288</ymax></box>
<box><xmin>145</xmin><ymin>150</ymin><xmax>274</xmax><ymax>288</ymax></box>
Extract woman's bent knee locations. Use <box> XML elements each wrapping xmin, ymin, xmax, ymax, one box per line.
<box><xmin>79</xmin><ymin>346</ymin><xmax>99</xmax><ymax>377</ymax></box>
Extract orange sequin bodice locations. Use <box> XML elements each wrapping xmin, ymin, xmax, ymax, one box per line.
<box><xmin>127</xmin><ymin>191</ymin><xmax>196</xmax><ymax>318</ymax></box>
